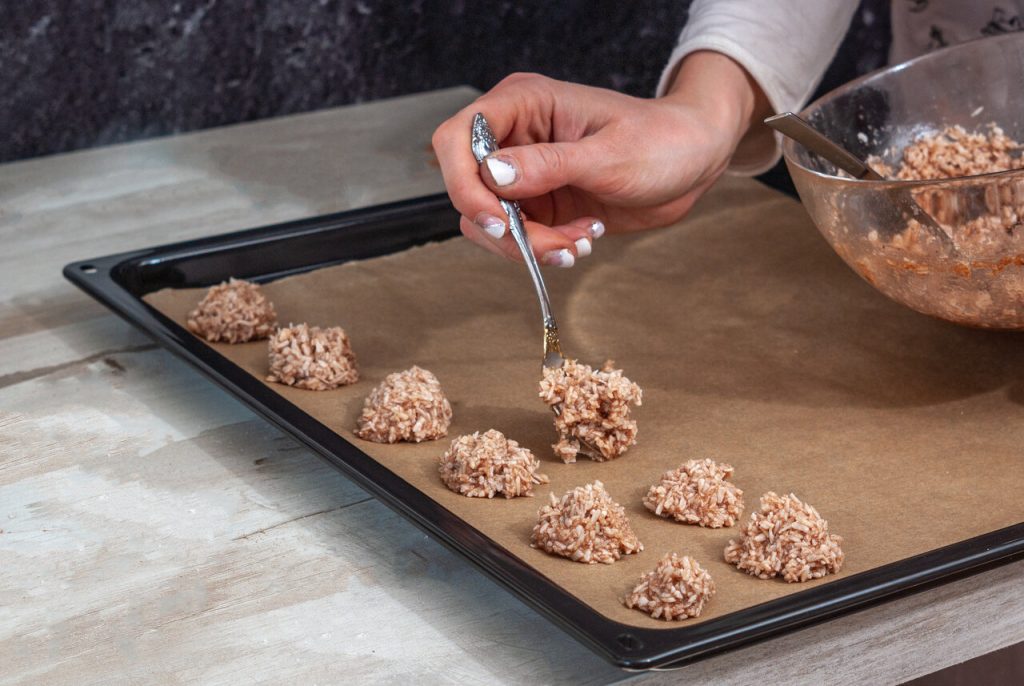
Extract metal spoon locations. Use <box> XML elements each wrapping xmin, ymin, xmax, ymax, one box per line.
<box><xmin>765</xmin><ymin>112</ymin><xmax>956</xmax><ymax>251</ymax></box>
<box><xmin>469</xmin><ymin>113</ymin><xmax>599</xmax><ymax>457</ymax></box>
<box><xmin>765</xmin><ymin>112</ymin><xmax>885</xmax><ymax>181</ymax></box>
<box><xmin>470</xmin><ymin>113</ymin><xmax>565</xmax><ymax>369</ymax></box>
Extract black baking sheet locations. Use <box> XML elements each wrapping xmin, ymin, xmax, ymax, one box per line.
<box><xmin>64</xmin><ymin>192</ymin><xmax>1024</xmax><ymax>670</ymax></box>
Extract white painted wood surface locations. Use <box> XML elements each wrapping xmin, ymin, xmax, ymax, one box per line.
<box><xmin>1</xmin><ymin>87</ymin><xmax>1021</xmax><ymax>685</ymax></box>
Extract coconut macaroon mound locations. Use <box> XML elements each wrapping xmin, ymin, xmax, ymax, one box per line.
<box><xmin>266</xmin><ymin>323</ymin><xmax>358</xmax><ymax>390</ymax></box>
<box><xmin>439</xmin><ymin>429</ymin><xmax>549</xmax><ymax>499</ymax></box>
<box><xmin>643</xmin><ymin>458</ymin><xmax>744</xmax><ymax>528</ymax></box>
<box><xmin>355</xmin><ymin>366</ymin><xmax>452</xmax><ymax>443</ymax></box>
<box><xmin>624</xmin><ymin>553</ymin><xmax>716</xmax><ymax>621</ymax></box>
<box><xmin>724</xmin><ymin>492</ymin><xmax>845</xmax><ymax>583</ymax></box>
<box><xmin>538</xmin><ymin>359</ymin><xmax>643</xmax><ymax>463</ymax></box>
<box><xmin>186</xmin><ymin>278</ymin><xmax>278</xmax><ymax>343</ymax></box>
<box><xmin>531</xmin><ymin>480</ymin><xmax>643</xmax><ymax>564</ymax></box>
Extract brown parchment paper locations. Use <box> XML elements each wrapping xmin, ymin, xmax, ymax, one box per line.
<box><xmin>145</xmin><ymin>176</ymin><xmax>1024</xmax><ymax>630</ymax></box>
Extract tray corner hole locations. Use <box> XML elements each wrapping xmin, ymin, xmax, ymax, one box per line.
<box><xmin>80</xmin><ymin>264</ymin><xmax>98</xmax><ymax>274</ymax></box>
<box><xmin>616</xmin><ymin>633</ymin><xmax>643</xmax><ymax>652</ymax></box>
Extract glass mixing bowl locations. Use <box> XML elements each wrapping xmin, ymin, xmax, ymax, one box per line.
<box><xmin>784</xmin><ymin>32</ymin><xmax>1024</xmax><ymax>329</ymax></box>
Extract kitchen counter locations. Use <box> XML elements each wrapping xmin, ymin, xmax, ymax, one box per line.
<box><xmin>2</xmin><ymin>86</ymin><xmax>1022</xmax><ymax>685</ymax></box>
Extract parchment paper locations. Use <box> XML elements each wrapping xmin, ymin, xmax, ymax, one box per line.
<box><xmin>145</xmin><ymin>176</ymin><xmax>1024</xmax><ymax>629</ymax></box>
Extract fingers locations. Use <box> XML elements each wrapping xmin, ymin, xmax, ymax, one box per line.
<box><xmin>460</xmin><ymin>216</ymin><xmax>513</xmax><ymax>259</ymax></box>
<box><xmin>525</xmin><ymin>218</ymin><xmax>580</xmax><ymax>267</ymax></box>
<box><xmin>431</xmin><ymin>74</ymin><xmax>559</xmax><ymax>231</ymax></box>
<box><xmin>459</xmin><ymin>214</ymin><xmax>606</xmax><ymax>267</ymax></box>
<box><xmin>432</xmin><ymin>74</ymin><xmax>604</xmax><ymax>241</ymax></box>
<box><xmin>479</xmin><ymin>139</ymin><xmax>613</xmax><ymax>200</ymax></box>
<box><xmin>433</xmin><ymin>73</ymin><xmax>618</xmax><ymax>266</ymax></box>
<box><xmin>432</xmin><ymin>113</ymin><xmax>506</xmax><ymax>234</ymax></box>
<box><xmin>560</xmin><ymin>217</ymin><xmax>606</xmax><ymax>256</ymax></box>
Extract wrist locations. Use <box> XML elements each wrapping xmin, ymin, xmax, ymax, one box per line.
<box><xmin>661</xmin><ymin>50</ymin><xmax>770</xmax><ymax>151</ymax></box>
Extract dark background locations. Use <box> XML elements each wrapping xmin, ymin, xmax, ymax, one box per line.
<box><xmin>3</xmin><ymin>0</ymin><xmax>889</xmax><ymax>167</ymax></box>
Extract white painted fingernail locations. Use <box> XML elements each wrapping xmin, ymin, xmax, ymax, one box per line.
<box><xmin>474</xmin><ymin>213</ymin><xmax>506</xmax><ymax>239</ymax></box>
<box><xmin>485</xmin><ymin>156</ymin><xmax>517</xmax><ymax>186</ymax></box>
<box><xmin>574</xmin><ymin>237</ymin><xmax>591</xmax><ymax>257</ymax></box>
<box><xmin>589</xmin><ymin>220</ymin><xmax>605</xmax><ymax>239</ymax></box>
<box><xmin>543</xmin><ymin>249</ymin><xmax>575</xmax><ymax>268</ymax></box>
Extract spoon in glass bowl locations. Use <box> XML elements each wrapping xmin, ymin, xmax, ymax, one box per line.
<box><xmin>765</xmin><ymin>112</ymin><xmax>956</xmax><ymax>252</ymax></box>
<box><xmin>765</xmin><ymin>112</ymin><xmax>886</xmax><ymax>181</ymax></box>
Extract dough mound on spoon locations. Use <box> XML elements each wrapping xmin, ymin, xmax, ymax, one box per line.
<box><xmin>538</xmin><ymin>359</ymin><xmax>642</xmax><ymax>463</ymax></box>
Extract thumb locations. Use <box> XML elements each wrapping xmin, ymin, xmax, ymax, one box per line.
<box><xmin>480</xmin><ymin>140</ymin><xmax>607</xmax><ymax>199</ymax></box>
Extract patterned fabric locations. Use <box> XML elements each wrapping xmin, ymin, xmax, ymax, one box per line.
<box><xmin>890</xmin><ymin>1</ymin><xmax>1024</xmax><ymax>63</ymax></box>
<box><xmin>660</xmin><ymin>0</ymin><xmax>1024</xmax><ymax>177</ymax></box>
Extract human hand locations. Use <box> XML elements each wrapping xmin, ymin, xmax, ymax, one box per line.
<box><xmin>431</xmin><ymin>51</ymin><xmax>768</xmax><ymax>266</ymax></box>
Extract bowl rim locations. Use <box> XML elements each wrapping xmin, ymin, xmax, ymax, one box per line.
<box><xmin>782</xmin><ymin>32</ymin><xmax>1024</xmax><ymax>188</ymax></box>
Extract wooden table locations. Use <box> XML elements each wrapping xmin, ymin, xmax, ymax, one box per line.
<box><xmin>2</xmin><ymin>87</ymin><xmax>1022</xmax><ymax>685</ymax></box>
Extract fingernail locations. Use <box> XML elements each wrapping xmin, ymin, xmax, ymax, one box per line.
<box><xmin>474</xmin><ymin>213</ymin><xmax>506</xmax><ymax>239</ymax></box>
<box><xmin>588</xmin><ymin>220</ymin><xmax>605</xmax><ymax>239</ymax></box>
<box><xmin>543</xmin><ymin>249</ymin><xmax>575</xmax><ymax>268</ymax></box>
<box><xmin>485</xmin><ymin>156</ymin><xmax>517</xmax><ymax>186</ymax></box>
<box><xmin>574</xmin><ymin>237</ymin><xmax>591</xmax><ymax>257</ymax></box>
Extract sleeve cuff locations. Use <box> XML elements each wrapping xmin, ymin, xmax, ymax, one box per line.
<box><xmin>663</xmin><ymin>29</ymin><xmax>847</xmax><ymax>176</ymax></box>
<box><xmin>656</xmin><ymin>36</ymin><xmax>821</xmax><ymax>176</ymax></box>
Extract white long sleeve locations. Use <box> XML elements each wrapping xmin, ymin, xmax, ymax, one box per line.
<box><xmin>657</xmin><ymin>0</ymin><xmax>859</xmax><ymax>175</ymax></box>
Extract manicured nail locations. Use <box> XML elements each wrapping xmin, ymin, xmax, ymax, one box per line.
<box><xmin>474</xmin><ymin>213</ymin><xmax>506</xmax><ymax>239</ymax></box>
<box><xmin>485</xmin><ymin>156</ymin><xmax>517</xmax><ymax>186</ymax></box>
<box><xmin>543</xmin><ymin>249</ymin><xmax>575</xmax><ymax>268</ymax></box>
<box><xmin>574</xmin><ymin>237</ymin><xmax>592</xmax><ymax>257</ymax></box>
<box><xmin>588</xmin><ymin>220</ymin><xmax>605</xmax><ymax>239</ymax></box>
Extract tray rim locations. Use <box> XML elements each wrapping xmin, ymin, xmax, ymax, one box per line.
<box><xmin>62</xmin><ymin>192</ymin><xmax>1024</xmax><ymax>670</ymax></box>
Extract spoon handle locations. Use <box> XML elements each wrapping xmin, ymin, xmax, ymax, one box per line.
<box><xmin>470</xmin><ymin>113</ymin><xmax>562</xmax><ymax>365</ymax></box>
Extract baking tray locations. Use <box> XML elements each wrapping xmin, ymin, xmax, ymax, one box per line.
<box><xmin>64</xmin><ymin>193</ymin><xmax>1024</xmax><ymax>670</ymax></box>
